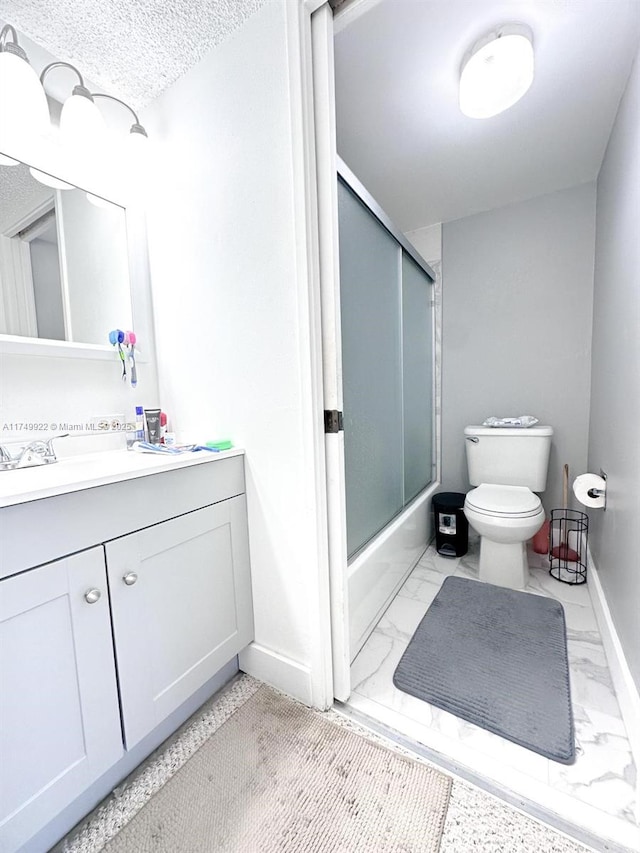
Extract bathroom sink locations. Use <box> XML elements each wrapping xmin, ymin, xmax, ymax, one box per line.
<box><xmin>0</xmin><ymin>447</ymin><xmax>242</xmax><ymax>508</ymax></box>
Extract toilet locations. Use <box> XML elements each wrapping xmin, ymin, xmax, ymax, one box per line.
<box><xmin>463</xmin><ymin>424</ymin><xmax>553</xmax><ymax>589</ymax></box>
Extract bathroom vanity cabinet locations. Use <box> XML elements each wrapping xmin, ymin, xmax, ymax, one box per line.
<box><xmin>0</xmin><ymin>452</ymin><xmax>253</xmax><ymax>853</ymax></box>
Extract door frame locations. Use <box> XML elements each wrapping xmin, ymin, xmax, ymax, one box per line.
<box><xmin>309</xmin><ymin>1</ymin><xmax>351</xmax><ymax>700</ymax></box>
<box><xmin>297</xmin><ymin>0</ymin><xmax>440</xmax><ymax>707</ymax></box>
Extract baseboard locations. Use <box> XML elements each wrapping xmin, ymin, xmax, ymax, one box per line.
<box><xmin>239</xmin><ymin>642</ymin><xmax>313</xmax><ymax>705</ymax></box>
<box><xmin>587</xmin><ymin>547</ymin><xmax>640</xmax><ymax>812</ymax></box>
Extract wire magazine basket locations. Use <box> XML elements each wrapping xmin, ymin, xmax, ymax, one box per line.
<box><xmin>549</xmin><ymin>509</ymin><xmax>588</xmax><ymax>585</ymax></box>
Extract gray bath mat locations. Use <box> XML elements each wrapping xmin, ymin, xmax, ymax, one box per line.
<box><xmin>104</xmin><ymin>686</ymin><xmax>452</xmax><ymax>852</ymax></box>
<box><xmin>393</xmin><ymin>576</ymin><xmax>575</xmax><ymax>763</ymax></box>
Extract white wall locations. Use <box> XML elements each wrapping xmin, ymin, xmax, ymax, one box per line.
<box><xmin>142</xmin><ymin>1</ymin><xmax>329</xmax><ymax>705</ymax></box>
<box><xmin>405</xmin><ymin>222</ymin><xmax>442</xmax><ymax>266</ymax></box>
<box><xmin>0</xmin><ymin>351</ymin><xmax>157</xmax><ymax>441</ymax></box>
<box><xmin>441</xmin><ymin>182</ymin><xmax>597</xmax><ymax>512</ymax></box>
<box><xmin>589</xmin><ymin>46</ymin><xmax>640</xmax><ymax>692</ymax></box>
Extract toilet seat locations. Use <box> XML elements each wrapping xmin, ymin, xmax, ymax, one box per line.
<box><xmin>465</xmin><ymin>484</ymin><xmax>542</xmax><ymax>518</ymax></box>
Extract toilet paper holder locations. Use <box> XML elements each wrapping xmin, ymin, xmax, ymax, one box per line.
<box><xmin>591</xmin><ymin>469</ymin><xmax>607</xmax><ymax>501</ymax></box>
<box><xmin>573</xmin><ymin>469</ymin><xmax>607</xmax><ymax>511</ymax></box>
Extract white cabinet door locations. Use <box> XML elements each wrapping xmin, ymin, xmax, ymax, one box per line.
<box><xmin>0</xmin><ymin>549</ymin><xmax>123</xmax><ymax>853</ymax></box>
<box><xmin>106</xmin><ymin>496</ymin><xmax>253</xmax><ymax>748</ymax></box>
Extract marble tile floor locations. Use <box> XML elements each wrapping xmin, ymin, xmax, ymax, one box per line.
<box><xmin>348</xmin><ymin>536</ymin><xmax>639</xmax><ymax>853</ymax></box>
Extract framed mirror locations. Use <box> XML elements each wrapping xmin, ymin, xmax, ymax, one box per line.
<box><xmin>0</xmin><ymin>157</ymin><xmax>132</xmax><ymax>346</ymax></box>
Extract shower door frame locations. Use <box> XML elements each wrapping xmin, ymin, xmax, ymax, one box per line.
<box><xmin>335</xmin><ymin>159</ymin><xmax>438</xmax><ymax>667</ymax></box>
<box><xmin>312</xmin><ymin>0</ymin><xmax>438</xmax><ymax>700</ymax></box>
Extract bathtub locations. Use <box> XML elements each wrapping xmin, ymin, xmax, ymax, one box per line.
<box><xmin>348</xmin><ymin>480</ymin><xmax>440</xmax><ymax>660</ymax></box>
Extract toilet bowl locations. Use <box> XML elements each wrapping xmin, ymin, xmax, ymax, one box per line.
<box><xmin>464</xmin><ymin>483</ymin><xmax>545</xmax><ymax>589</ymax></box>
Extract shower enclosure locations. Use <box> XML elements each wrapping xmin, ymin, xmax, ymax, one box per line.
<box><xmin>336</xmin><ymin>160</ymin><xmax>437</xmax><ymax>660</ymax></box>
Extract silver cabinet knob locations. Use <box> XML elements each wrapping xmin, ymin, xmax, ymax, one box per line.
<box><xmin>84</xmin><ymin>588</ymin><xmax>101</xmax><ymax>604</ymax></box>
<box><xmin>123</xmin><ymin>572</ymin><xmax>138</xmax><ymax>586</ymax></box>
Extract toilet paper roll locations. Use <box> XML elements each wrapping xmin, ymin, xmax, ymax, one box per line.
<box><xmin>573</xmin><ymin>473</ymin><xmax>606</xmax><ymax>509</ymax></box>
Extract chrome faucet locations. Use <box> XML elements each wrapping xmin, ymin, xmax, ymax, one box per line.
<box><xmin>16</xmin><ymin>439</ymin><xmax>56</xmax><ymax>468</ymax></box>
<box><xmin>0</xmin><ymin>434</ymin><xmax>69</xmax><ymax>470</ymax></box>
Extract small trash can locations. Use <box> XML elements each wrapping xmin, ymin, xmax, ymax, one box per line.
<box><xmin>432</xmin><ymin>492</ymin><xmax>468</xmax><ymax>557</ymax></box>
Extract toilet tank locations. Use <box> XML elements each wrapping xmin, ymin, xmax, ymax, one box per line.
<box><xmin>464</xmin><ymin>425</ymin><xmax>553</xmax><ymax>491</ymax></box>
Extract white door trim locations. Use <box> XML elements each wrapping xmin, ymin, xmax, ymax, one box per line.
<box><xmin>310</xmin><ymin>2</ymin><xmax>351</xmax><ymax>701</ymax></box>
<box><xmin>283</xmin><ymin>0</ymin><xmax>335</xmax><ymax>709</ymax></box>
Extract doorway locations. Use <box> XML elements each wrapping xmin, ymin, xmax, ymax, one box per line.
<box><xmin>311</xmin><ymin>3</ymin><xmax>439</xmax><ymax>703</ymax></box>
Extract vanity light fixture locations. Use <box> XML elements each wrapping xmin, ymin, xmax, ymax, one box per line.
<box><xmin>91</xmin><ymin>93</ymin><xmax>149</xmax><ymax>149</ymax></box>
<box><xmin>0</xmin><ymin>23</ymin><xmax>151</xmax><ymax>190</ymax></box>
<box><xmin>459</xmin><ymin>24</ymin><xmax>534</xmax><ymax>119</ymax></box>
<box><xmin>40</xmin><ymin>61</ymin><xmax>106</xmax><ymax>144</ymax></box>
<box><xmin>0</xmin><ymin>24</ymin><xmax>50</xmax><ymax>141</ymax></box>
<box><xmin>25</xmin><ymin>60</ymin><xmax>106</xmax><ymax>190</ymax></box>
<box><xmin>84</xmin><ymin>95</ymin><xmax>149</xmax><ymax>205</ymax></box>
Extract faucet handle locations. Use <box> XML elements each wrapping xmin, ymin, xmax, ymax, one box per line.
<box><xmin>16</xmin><ymin>433</ymin><xmax>69</xmax><ymax>468</ymax></box>
<box><xmin>16</xmin><ymin>442</ymin><xmax>48</xmax><ymax>468</ymax></box>
<box><xmin>45</xmin><ymin>433</ymin><xmax>69</xmax><ymax>456</ymax></box>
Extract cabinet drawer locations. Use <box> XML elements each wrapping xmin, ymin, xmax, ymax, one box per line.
<box><xmin>105</xmin><ymin>496</ymin><xmax>253</xmax><ymax>748</ymax></box>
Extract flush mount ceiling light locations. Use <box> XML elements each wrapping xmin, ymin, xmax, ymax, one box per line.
<box><xmin>459</xmin><ymin>24</ymin><xmax>534</xmax><ymax>119</ymax></box>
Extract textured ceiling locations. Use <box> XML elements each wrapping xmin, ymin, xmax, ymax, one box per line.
<box><xmin>335</xmin><ymin>0</ymin><xmax>640</xmax><ymax>231</ymax></box>
<box><xmin>0</xmin><ymin>162</ymin><xmax>53</xmax><ymax>233</ymax></box>
<box><xmin>0</xmin><ymin>0</ymin><xmax>267</xmax><ymax>110</ymax></box>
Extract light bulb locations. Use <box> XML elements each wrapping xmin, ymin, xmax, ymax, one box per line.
<box><xmin>126</xmin><ymin>124</ymin><xmax>149</xmax><ymax>163</ymax></box>
<box><xmin>128</xmin><ymin>129</ymin><xmax>148</xmax><ymax>150</ymax></box>
<box><xmin>0</xmin><ymin>49</ymin><xmax>50</xmax><ymax>139</ymax></box>
<box><xmin>460</xmin><ymin>26</ymin><xmax>534</xmax><ymax>119</ymax></box>
<box><xmin>60</xmin><ymin>88</ymin><xmax>106</xmax><ymax>147</ymax></box>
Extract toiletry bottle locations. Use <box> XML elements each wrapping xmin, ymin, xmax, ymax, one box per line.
<box><xmin>144</xmin><ymin>408</ymin><xmax>162</xmax><ymax>444</ymax></box>
<box><xmin>160</xmin><ymin>412</ymin><xmax>167</xmax><ymax>444</ymax></box>
<box><xmin>135</xmin><ymin>406</ymin><xmax>145</xmax><ymax>442</ymax></box>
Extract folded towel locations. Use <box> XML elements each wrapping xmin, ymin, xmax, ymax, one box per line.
<box><xmin>482</xmin><ymin>416</ymin><xmax>539</xmax><ymax>428</ymax></box>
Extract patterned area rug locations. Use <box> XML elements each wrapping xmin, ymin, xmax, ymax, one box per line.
<box><xmin>394</xmin><ymin>576</ymin><xmax>575</xmax><ymax>763</ymax></box>
<box><xmin>103</xmin><ymin>686</ymin><xmax>451</xmax><ymax>852</ymax></box>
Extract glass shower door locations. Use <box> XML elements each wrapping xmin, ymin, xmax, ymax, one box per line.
<box><xmin>338</xmin><ymin>179</ymin><xmax>404</xmax><ymax>557</ymax></box>
<box><xmin>402</xmin><ymin>252</ymin><xmax>434</xmax><ymax>503</ymax></box>
<box><xmin>338</xmin><ymin>176</ymin><xmax>435</xmax><ymax>559</ymax></box>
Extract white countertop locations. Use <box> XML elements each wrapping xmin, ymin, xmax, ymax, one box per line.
<box><xmin>0</xmin><ymin>447</ymin><xmax>244</xmax><ymax>508</ymax></box>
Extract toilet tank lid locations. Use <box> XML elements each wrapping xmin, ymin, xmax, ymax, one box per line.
<box><xmin>465</xmin><ymin>425</ymin><xmax>553</xmax><ymax>437</ymax></box>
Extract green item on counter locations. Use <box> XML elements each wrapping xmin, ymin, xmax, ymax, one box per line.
<box><xmin>205</xmin><ymin>439</ymin><xmax>233</xmax><ymax>451</ymax></box>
